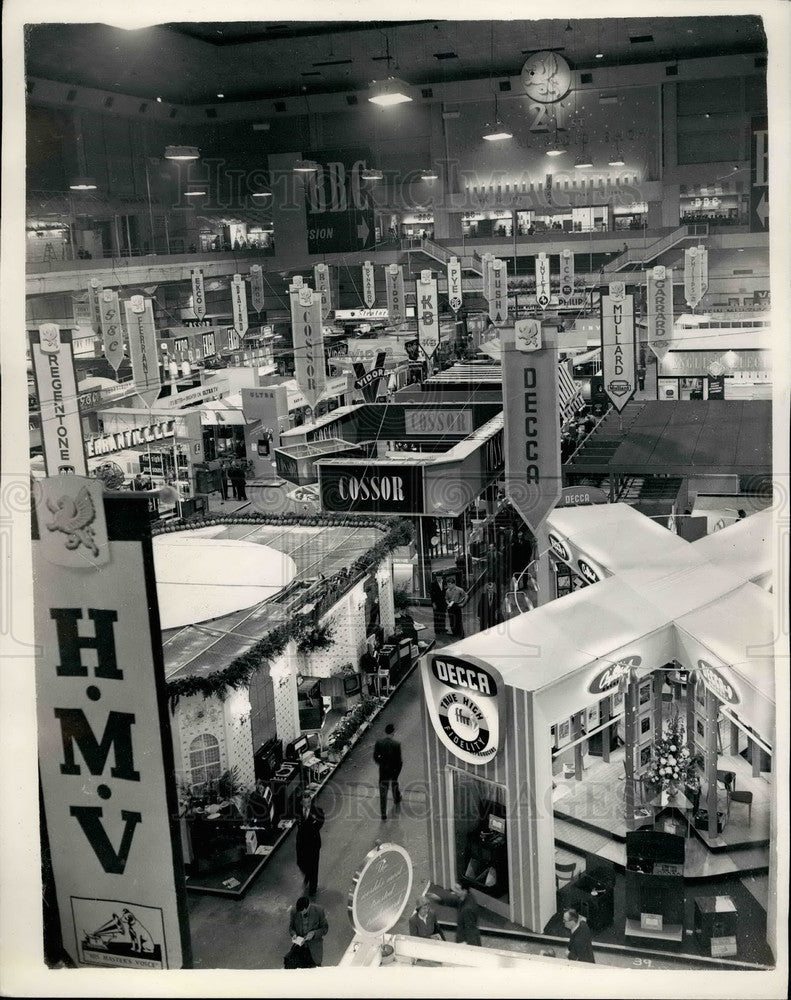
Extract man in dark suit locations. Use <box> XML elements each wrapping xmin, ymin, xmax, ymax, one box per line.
<box><xmin>373</xmin><ymin>723</ymin><xmax>402</xmax><ymax>820</ymax></box>
<box><xmin>295</xmin><ymin>791</ymin><xmax>324</xmax><ymax>897</ymax></box>
<box><xmin>563</xmin><ymin>908</ymin><xmax>596</xmax><ymax>962</ymax></box>
<box><xmin>477</xmin><ymin>582</ymin><xmax>503</xmax><ymax>632</ymax></box>
<box><xmin>288</xmin><ymin>895</ymin><xmax>329</xmax><ymax>967</ymax></box>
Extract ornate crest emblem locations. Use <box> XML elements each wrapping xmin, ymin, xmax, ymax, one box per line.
<box><xmin>46</xmin><ymin>485</ymin><xmax>99</xmax><ymax>557</ymax></box>
<box><xmin>36</xmin><ymin>476</ymin><xmax>110</xmax><ymax>567</ymax></box>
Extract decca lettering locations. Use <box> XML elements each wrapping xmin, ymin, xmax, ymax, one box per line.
<box><xmin>433</xmin><ymin>658</ymin><xmax>496</xmax><ymax>695</ymax></box>
<box><xmin>523</xmin><ymin>367</ymin><xmax>540</xmax><ymax>484</ymax></box>
<box><xmin>338</xmin><ymin>474</ymin><xmax>405</xmax><ymax>503</ymax></box>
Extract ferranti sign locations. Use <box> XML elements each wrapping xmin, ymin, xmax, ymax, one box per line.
<box><xmin>422</xmin><ymin>653</ymin><xmax>504</xmax><ymax>765</ymax></box>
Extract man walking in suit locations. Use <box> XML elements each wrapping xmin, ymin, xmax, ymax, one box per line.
<box><xmin>288</xmin><ymin>895</ymin><xmax>329</xmax><ymax>967</ymax></box>
<box><xmin>477</xmin><ymin>581</ymin><xmax>503</xmax><ymax>632</ymax></box>
<box><xmin>373</xmin><ymin>723</ymin><xmax>402</xmax><ymax>820</ymax></box>
<box><xmin>295</xmin><ymin>791</ymin><xmax>324</xmax><ymax>897</ymax></box>
<box><xmin>563</xmin><ymin>908</ymin><xmax>596</xmax><ymax>962</ymax></box>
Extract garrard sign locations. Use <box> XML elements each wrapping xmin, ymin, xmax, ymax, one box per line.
<box><xmin>421</xmin><ymin>653</ymin><xmax>504</xmax><ymax>765</ymax></box>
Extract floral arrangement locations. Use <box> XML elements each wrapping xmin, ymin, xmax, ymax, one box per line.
<box><xmin>646</xmin><ymin>714</ymin><xmax>702</xmax><ymax>792</ymax></box>
<box><xmin>296</xmin><ymin>619</ymin><xmax>336</xmax><ymax>655</ymax></box>
<box><xmin>326</xmin><ymin>697</ymin><xmax>379</xmax><ymax>755</ymax></box>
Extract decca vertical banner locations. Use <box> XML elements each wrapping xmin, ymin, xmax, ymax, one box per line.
<box><xmin>290</xmin><ymin>284</ymin><xmax>326</xmax><ymax>411</ymax></box>
<box><xmin>191</xmin><ymin>268</ymin><xmax>206</xmax><ymax>320</ymax></box>
<box><xmin>489</xmin><ymin>258</ymin><xmax>508</xmax><ymax>325</ymax></box>
<box><xmin>362</xmin><ymin>260</ymin><xmax>376</xmax><ymax>308</ymax></box>
<box><xmin>601</xmin><ymin>281</ymin><xmax>636</xmax><ymax>412</ymax></box>
<box><xmin>124</xmin><ymin>295</ymin><xmax>161</xmax><ymax>393</ymax></box>
<box><xmin>231</xmin><ymin>273</ymin><xmax>249</xmax><ymax>336</ymax></box>
<box><xmin>416</xmin><ymin>269</ymin><xmax>440</xmax><ymax>358</ymax></box>
<box><xmin>314</xmin><ymin>263</ymin><xmax>332</xmax><ymax>320</ymax></box>
<box><xmin>32</xmin><ymin>485</ymin><xmax>191</xmax><ymax>968</ymax></box>
<box><xmin>98</xmin><ymin>289</ymin><xmax>126</xmax><ymax>373</ymax></box>
<box><xmin>684</xmin><ymin>245</ymin><xmax>707</xmax><ymax>309</ymax></box>
<box><xmin>501</xmin><ymin>323</ymin><xmax>562</xmax><ymax>532</ymax></box>
<box><xmin>447</xmin><ymin>257</ymin><xmax>463</xmax><ymax>313</ymax></box>
<box><xmin>249</xmin><ymin>265</ymin><xmax>265</xmax><ymax>313</ymax></box>
<box><xmin>30</xmin><ymin>325</ymin><xmax>88</xmax><ymax>476</ymax></box>
<box><xmin>535</xmin><ymin>253</ymin><xmax>551</xmax><ymax>309</ymax></box>
<box><xmin>646</xmin><ymin>266</ymin><xmax>674</xmax><ymax>362</ymax></box>
<box><xmin>558</xmin><ymin>250</ymin><xmax>575</xmax><ymax>305</ymax></box>
<box><xmin>385</xmin><ymin>264</ymin><xmax>406</xmax><ymax>328</ymax></box>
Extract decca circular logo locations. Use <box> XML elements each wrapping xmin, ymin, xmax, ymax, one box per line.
<box><xmin>437</xmin><ymin>690</ymin><xmax>493</xmax><ymax>756</ymax></box>
<box><xmin>548</xmin><ymin>532</ymin><xmax>570</xmax><ymax>562</ymax></box>
<box><xmin>577</xmin><ymin>558</ymin><xmax>601</xmax><ymax>584</ymax></box>
<box><xmin>422</xmin><ymin>655</ymin><xmax>503</xmax><ymax>765</ymax></box>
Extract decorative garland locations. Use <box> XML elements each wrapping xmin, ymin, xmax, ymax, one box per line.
<box><xmin>163</xmin><ymin>513</ymin><xmax>414</xmax><ymax>706</ymax></box>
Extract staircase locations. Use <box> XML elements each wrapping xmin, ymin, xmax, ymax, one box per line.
<box><xmin>566</xmin><ymin>404</ymin><xmax>645</xmax><ymax>471</ymax></box>
<box><xmin>602</xmin><ymin>223</ymin><xmax>709</xmax><ymax>273</ymax></box>
<box><xmin>417</xmin><ymin>236</ymin><xmax>482</xmax><ymax>275</ymax></box>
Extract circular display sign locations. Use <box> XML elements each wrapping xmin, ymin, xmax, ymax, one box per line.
<box><xmin>347</xmin><ymin>842</ymin><xmax>413</xmax><ymax>938</ymax></box>
<box><xmin>520</xmin><ymin>51</ymin><xmax>572</xmax><ymax>103</ymax></box>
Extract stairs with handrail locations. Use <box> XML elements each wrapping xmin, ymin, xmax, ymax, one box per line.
<box><xmin>603</xmin><ymin>223</ymin><xmax>709</xmax><ymax>273</ymax></box>
<box><xmin>417</xmin><ymin>236</ymin><xmax>482</xmax><ymax>275</ymax></box>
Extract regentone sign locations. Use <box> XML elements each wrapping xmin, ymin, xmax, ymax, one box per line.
<box><xmin>421</xmin><ymin>653</ymin><xmax>504</xmax><ymax>765</ymax></box>
<box><xmin>318</xmin><ymin>463</ymin><xmax>423</xmax><ymax>513</ymax></box>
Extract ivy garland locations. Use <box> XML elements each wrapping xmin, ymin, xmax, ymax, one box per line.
<box><xmin>162</xmin><ymin>514</ymin><xmax>414</xmax><ymax>707</ymax></box>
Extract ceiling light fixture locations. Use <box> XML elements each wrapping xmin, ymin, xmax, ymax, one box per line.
<box><xmin>164</xmin><ymin>145</ymin><xmax>200</xmax><ymax>161</ymax></box>
<box><xmin>595</xmin><ymin>51</ymin><xmax>604</xmax><ymax>59</ymax></box>
<box><xmin>482</xmin><ymin>93</ymin><xmax>512</xmax><ymax>141</ymax></box>
<box><xmin>293</xmin><ymin>159</ymin><xmax>319</xmax><ymax>172</ymax></box>
<box><xmin>368</xmin><ymin>77</ymin><xmax>413</xmax><ymax>106</ymax></box>
<box><xmin>574</xmin><ymin>156</ymin><xmax>593</xmax><ymax>168</ymax></box>
<box><xmin>69</xmin><ymin>176</ymin><xmax>97</xmax><ymax>190</ymax></box>
<box><xmin>183</xmin><ymin>189</ymin><xmax>206</xmax><ymax>197</ymax></box>
<box><xmin>251</xmin><ymin>190</ymin><xmax>273</xmax><ymax>198</ymax></box>
<box><xmin>361</xmin><ymin>167</ymin><xmax>384</xmax><ymax>181</ymax></box>
<box><xmin>217</xmin><ymin>93</ymin><xmax>225</xmax><ymax>99</ymax></box>
<box><xmin>421</xmin><ymin>168</ymin><xmax>439</xmax><ymax>180</ymax></box>
<box><xmin>608</xmin><ymin>156</ymin><xmax>625</xmax><ymax>166</ymax></box>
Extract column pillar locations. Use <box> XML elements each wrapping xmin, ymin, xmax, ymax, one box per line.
<box><xmin>571</xmin><ymin>711</ymin><xmax>585</xmax><ymax>781</ymax></box>
<box><xmin>600</xmin><ymin>696</ymin><xmax>612</xmax><ymax>764</ymax></box>
<box><xmin>270</xmin><ymin>643</ymin><xmax>301</xmax><ymax>746</ymax></box>
<box><xmin>624</xmin><ymin>676</ymin><xmax>639</xmax><ymax>831</ymax></box>
<box><xmin>704</xmin><ymin>687</ymin><xmax>720</xmax><ymax>839</ymax></box>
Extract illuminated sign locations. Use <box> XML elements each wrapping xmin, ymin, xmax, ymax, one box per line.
<box><xmin>422</xmin><ymin>653</ymin><xmax>504</xmax><ymax>765</ymax></box>
<box><xmin>696</xmin><ymin>659</ymin><xmax>739</xmax><ymax>705</ymax></box>
<box><xmin>577</xmin><ymin>558</ymin><xmax>601</xmax><ymax>584</ymax></box>
<box><xmin>588</xmin><ymin>655</ymin><xmax>643</xmax><ymax>695</ymax></box>
<box><xmin>404</xmin><ymin>408</ymin><xmax>473</xmax><ymax>436</ymax></box>
<box><xmin>548</xmin><ymin>532</ymin><xmax>570</xmax><ymax>562</ymax></box>
<box><xmin>86</xmin><ymin>420</ymin><xmax>175</xmax><ymax>458</ymax></box>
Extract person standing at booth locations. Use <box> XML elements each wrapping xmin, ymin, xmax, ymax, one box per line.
<box><xmin>445</xmin><ymin>578</ymin><xmax>468</xmax><ymax>638</ymax></box>
<box><xmin>295</xmin><ymin>791</ymin><xmax>324</xmax><ymax>897</ymax></box>
<box><xmin>563</xmin><ymin>908</ymin><xmax>596</xmax><ymax>962</ymax></box>
<box><xmin>373</xmin><ymin>723</ymin><xmax>402</xmax><ymax>820</ymax></box>
<box><xmin>477</xmin><ymin>581</ymin><xmax>503</xmax><ymax>632</ymax></box>
<box><xmin>430</xmin><ymin>575</ymin><xmax>448</xmax><ymax>635</ymax></box>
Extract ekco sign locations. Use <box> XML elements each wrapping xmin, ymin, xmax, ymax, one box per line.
<box><xmin>32</xmin><ymin>482</ymin><xmax>190</xmax><ymax>968</ymax></box>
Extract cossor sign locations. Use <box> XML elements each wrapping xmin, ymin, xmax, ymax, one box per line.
<box><xmin>404</xmin><ymin>408</ymin><xmax>473</xmax><ymax>436</ymax></box>
<box><xmin>422</xmin><ymin>653</ymin><xmax>504</xmax><ymax>765</ymax></box>
<box><xmin>319</xmin><ymin>463</ymin><xmax>423</xmax><ymax>513</ymax></box>
<box><xmin>32</xmin><ymin>487</ymin><xmax>191</xmax><ymax>968</ymax></box>
<box><xmin>290</xmin><ymin>285</ymin><xmax>327</xmax><ymax>411</ymax></box>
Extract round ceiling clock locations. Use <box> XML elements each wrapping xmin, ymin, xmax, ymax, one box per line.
<box><xmin>521</xmin><ymin>51</ymin><xmax>573</xmax><ymax>103</ymax></box>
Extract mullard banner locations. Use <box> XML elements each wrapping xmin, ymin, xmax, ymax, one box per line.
<box><xmin>501</xmin><ymin>324</ymin><xmax>562</xmax><ymax>533</ymax></box>
<box><xmin>124</xmin><ymin>296</ymin><xmax>161</xmax><ymax>393</ymax></box>
<box><xmin>447</xmin><ymin>257</ymin><xmax>463</xmax><ymax>313</ymax></box>
<box><xmin>191</xmin><ymin>268</ymin><xmax>206</xmax><ymax>320</ymax></box>
<box><xmin>421</xmin><ymin>652</ymin><xmax>504</xmax><ymax>765</ymax></box>
<box><xmin>290</xmin><ymin>284</ymin><xmax>326</xmax><ymax>411</ymax></box>
<box><xmin>231</xmin><ymin>273</ymin><xmax>249</xmax><ymax>336</ymax></box>
<box><xmin>32</xmin><ymin>486</ymin><xmax>191</xmax><ymax>968</ymax></box>
<box><xmin>362</xmin><ymin>260</ymin><xmax>376</xmax><ymax>308</ymax></box>
<box><xmin>385</xmin><ymin>264</ymin><xmax>406</xmax><ymax>328</ymax></box>
<box><xmin>416</xmin><ymin>270</ymin><xmax>440</xmax><ymax>358</ymax></box>
<box><xmin>646</xmin><ymin>266</ymin><xmax>674</xmax><ymax>362</ymax></box>
<box><xmin>601</xmin><ymin>282</ymin><xmax>636</xmax><ymax>412</ymax></box>
<box><xmin>30</xmin><ymin>326</ymin><xmax>89</xmax><ymax>476</ymax></box>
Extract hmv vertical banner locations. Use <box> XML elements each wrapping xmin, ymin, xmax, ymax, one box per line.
<box><xmin>362</xmin><ymin>261</ymin><xmax>376</xmax><ymax>307</ymax></box>
<box><xmin>30</xmin><ymin>326</ymin><xmax>89</xmax><ymax>476</ymax></box>
<box><xmin>191</xmin><ymin>268</ymin><xmax>206</xmax><ymax>320</ymax></box>
<box><xmin>501</xmin><ymin>324</ymin><xmax>562</xmax><ymax>533</ymax></box>
<box><xmin>447</xmin><ymin>257</ymin><xmax>463</xmax><ymax>313</ymax></box>
<box><xmin>32</xmin><ymin>486</ymin><xmax>191</xmax><ymax>968</ymax></box>
<box><xmin>231</xmin><ymin>273</ymin><xmax>249</xmax><ymax>336</ymax></box>
<box><xmin>314</xmin><ymin>263</ymin><xmax>332</xmax><ymax>320</ymax></box>
<box><xmin>646</xmin><ymin>266</ymin><xmax>674</xmax><ymax>362</ymax></box>
<box><xmin>250</xmin><ymin>265</ymin><xmax>265</xmax><ymax>313</ymax></box>
<box><xmin>98</xmin><ymin>289</ymin><xmax>126</xmax><ymax>373</ymax></box>
<box><xmin>535</xmin><ymin>253</ymin><xmax>551</xmax><ymax>309</ymax></box>
<box><xmin>124</xmin><ymin>296</ymin><xmax>161</xmax><ymax>393</ymax></box>
<box><xmin>558</xmin><ymin>250</ymin><xmax>575</xmax><ymax>305</ymax></box>
<box><xmin>416</xmin><ymin>270</ymin><xmax>440</xmax><ymax>358</ymax></box>
<box><xmin>385</xmin><ymin>264</ymin><xmax>406</xmax><ymax>328</ymax></box>
<box><xmin>290</xmin><ymin>285</ymin><xmax>326</xmax><ymax>411</ymax></box>
<box><xmin>489</xmin><ymin>259</ymin><xmax>508</xmax><ymax>325</ymax></box>
<box><xmin>601</xmin><ymin>282</ymin><xmax>636</xmax><ymax>412</ymax></box>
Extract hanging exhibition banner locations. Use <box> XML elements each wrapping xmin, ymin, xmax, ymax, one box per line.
<box><xmin>250</xmin><ymin>265</ymin><xmax>265</xmax><ymax>313</ymax></box>
<box><xmin>290</xmin><ymin>284</ymin><xmax>327</xmax><ymax>411</ymax></box>
<box><xmin>88</xmin><ymin>279</ymin><xmax>102</xmax><ymax>334</ymax></box>
<box><xmin>124</xmin><ymin>296</ymin><xmax>161</xmax><ymax>394</ymax></box>
<box><xmin>558</xmin><ymin>249</ymin><xmax>575</xmax><ymax>305</ymax></box>
<box><xmin>32</xmin><ymin>486</ymin><xmax>191</xmax><ymax>968</ymax></box>
<box><xmin>489</xmin><ymin>258</ymin><xmax>508</xmax><ymax>325</ymax></box>
<box><xmin>231</xmin><ymin>273</ymin><xmax>249</xmax><ymax>336</ymax></box>
<box><xmin>684</xmin><ymin>245</ymin><xmax>707</xmax><ymax>309</ymax></box>
<box><xmin>385</xmin><ymin>264</ymin><xmax>406</xmax><ymax>328</ymax></box>
<box><xmin>190</xmin><ymin>268</ymin><xmax>206</xmax><ymax>320</ymax></box>
<box><xmin>314</xmin><ymin>263</ymin><xmax>332</xmax><ymax>320</ymax></box>
<box><xmin>481</xmin><ymin>252</ymin><xmax>495</xmax><ymax>303</ymax></box>
<box><xmin>416</xmin><ymin>270</ymin><xmax>440</xmax><ymax>358</ymax></box>
<box><xmin>749</xmin><ymin>114</ymin><xmax>768</xmax><ymax>232</ymax></box>
<box><xmin>353</xmin><ymin>350</ymin><xmax>388</xmax><ymax>403</ymax></box>
<box><xmin>447</xmin><ymin>256</ymin><xmax>463</xmax><ymax>313</ymax></box>
<box><xmin>646</xmin><ymin>266</ymin><xmax>674</xmax><ymax>362</ymax></box>
<box><xmin>98</xmin><ymin>289</ymin><xmax>126</xmax><ymax>373</ymax></box>
<box><xmin>362</xmin><ymin>260</ymin><xmax>376</xmax><ymax>308</ymax></box>
<box><xmin>535</xmin><ymin>253</ymin><xmax>551</xmax><ymax>309</ymax></box>
<box><xmin>501</xmin><ymin>323</ymin><xmax>562</xmax><ymax>532</ymax></box>
<box><xmin>30</xmin><ymin>325</ymin><xmax>89</xmax><ymax>476</ymax></box>
<box><xmin>601</xmin><ymin>281</ymin><xmax>636</xmax><ymax>412</ymax></box>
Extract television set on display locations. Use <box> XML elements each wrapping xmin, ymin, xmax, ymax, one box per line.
<box><xmin>343</xmin><ymin>673</ymin><xmax>362</xmax><ymax>697</ymax></box>
<box><xmin>488</xmin><ymin>814</ymin><xmax>505</xmax><ymax>835</ymax></box>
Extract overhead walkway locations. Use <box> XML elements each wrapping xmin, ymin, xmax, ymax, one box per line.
<box><xmin>603</xmin><ymin>223</ymin><xmax>709</xmax><ymax>273</ymax></box>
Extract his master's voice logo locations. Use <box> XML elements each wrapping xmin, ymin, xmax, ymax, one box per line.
<box><xmin>73</xmin><ymin>899</ymin><xmax>165</xmax><ymax>969</ymax></box>
<box><xmin>38</xmin><ymin>476</ymin><xmax>110</xmax><ymax>567</ymax></box>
